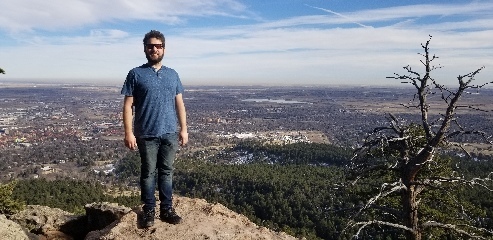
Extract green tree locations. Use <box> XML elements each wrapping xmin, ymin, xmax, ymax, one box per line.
<box><xmin>346</xmin><ymin>36</ymin><xmax>493</xmax><ymax>240</ymax></box>
<box><xmin>115</xmin><ymin>151</ymin><xmax>141</xmax><ymax>180</ymax></box>
<box><xmin>175</xmin><ymin>153</ymin><xmax>349</xmax><ymax>240</ymax></box>
<box><xmin>12</xmin><ymin>178</ymin><xmax>140</xmax><ymax>214</ymax></box>
<box><xmin>0</xmin><ymin>181</ymin><xmax>25</xmax><ymax>215</ymax></box>
<box><xmin>0</xmin><ymin>67</ymin><xmax>4</xmax><ymax>74</ymax></box>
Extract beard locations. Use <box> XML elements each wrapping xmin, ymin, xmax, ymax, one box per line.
<box><xmin>145</xmin><ymin>52</ymin><xmax>164</xmax><ymax>65</ymax></box>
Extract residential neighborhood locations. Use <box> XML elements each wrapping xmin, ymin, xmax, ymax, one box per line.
<box><xmin>1</xmin><ymin>83</ymin><xmax>493</xmax><ymax>182</ymax></box>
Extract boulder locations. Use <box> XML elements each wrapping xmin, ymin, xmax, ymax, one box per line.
<box><xmin>0</xmin><ymin>214</ymin><xmax>31</xmax><ymax>240</ymax></box>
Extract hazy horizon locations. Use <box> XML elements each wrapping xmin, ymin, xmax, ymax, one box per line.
<box><xmin>0</xmin><ymin>77</ymin><xmax>424</xmax><ymax>89</ymax></box>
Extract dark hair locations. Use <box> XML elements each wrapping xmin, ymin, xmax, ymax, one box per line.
<box><xmin>143</xmin><ymin>30</ymin><xmax>165</xmax><ymax>46</ymax></box>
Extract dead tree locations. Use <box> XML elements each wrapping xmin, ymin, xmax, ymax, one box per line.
<box><xmin>345</xmin><ymin>36</ymin><xmax>493</xmax><ymax>240</ymax></box>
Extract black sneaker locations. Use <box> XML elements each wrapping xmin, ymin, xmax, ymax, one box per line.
<box><xmin>142</xmin><ymin>208</ymin><xmax>155</xmax><ymax>227</ymax></box>
<box><xmin>160</xmin><ymin>207</ymin><xmax>182</xmax><ymax>224</ymax></box>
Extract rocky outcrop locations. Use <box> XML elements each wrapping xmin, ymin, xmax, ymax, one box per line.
<box><xmin>0</xmin><ymin>214</ymin><xmax>32</xmax><ymax>240</ymax></box>
<box><xmin>2</xmin><ymin>196</ymin><xmax>300</xmax><ymax>240</ymax></box>
<box><xmin>9</xmin><ymin>205</ymin><xmax>83</xmax><ymax>239</ymax></box>
<box><xmin>84</xmin><ymin>202</ymin><xmax>132</xmax><ymax>233</ymax></box>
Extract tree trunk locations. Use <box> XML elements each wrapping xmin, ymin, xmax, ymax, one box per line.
<box><xmin>402</xmin><ymin>181</ymin><xmax>422</xmax><ymax>240</ymax></box>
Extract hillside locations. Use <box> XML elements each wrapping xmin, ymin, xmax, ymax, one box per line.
<box><xmin>2</xmin><ymin>195</ymin><xmax>300</xmax><ymax>240</ymax></box>
<box><xmin>86</xmin><ymin>196</ymin><xmax>298</xmax><ymax>240</ymax></box>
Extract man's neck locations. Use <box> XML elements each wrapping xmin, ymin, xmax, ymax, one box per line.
<box><xmin>149</xmin><ymin>62</ymin><xmax>162</xmax><ymax>70</ymax></box>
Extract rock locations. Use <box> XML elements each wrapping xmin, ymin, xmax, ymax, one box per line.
<box><xmin>10</xmin><ymin>205</ymin><xmax>81</xmax><ymax>239</ymax></box>
<box><xmin>0</xmin><ymin>214</ymin><xmax>31</xmax><ymax>240</ymax></box>
<box><xmin>84</xmin><ymin>196</ymin><xmax>299</xmax><ymax>240</ymax></box>
<box><xmin>84</xmin><ymin>202</ymin><xmax>131</xmax><ymax>232</ymax></box>
<box><xmin>7</xmin><ymin>196</ymin><xmax>301</xmax><ymax>240</ymax></box>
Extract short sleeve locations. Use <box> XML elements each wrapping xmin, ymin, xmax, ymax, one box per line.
<box><xmin>121</xmin><ymin>70</ymin><xmax>135</xmax><ymax>96</ymax></box>
<box><xmin>175</xmin><ymin>71</ymin><xmax>184</xmax><ymax>95</ymax></box>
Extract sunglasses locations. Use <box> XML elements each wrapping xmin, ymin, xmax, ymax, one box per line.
<box><xmin>145</xmin><ymin>44</ymin><xmax>164</xmax><ymax>50</ymax></box>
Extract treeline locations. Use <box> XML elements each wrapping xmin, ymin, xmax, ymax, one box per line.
<box><xmin>11</xmin><ymin>178</ymin><xmax>140</xmax><ymax>214</ymax></box>
<box><xmin>231</xmin><ymin>140</ymin><xmax>352</xmax><ymax>165</ymax></box>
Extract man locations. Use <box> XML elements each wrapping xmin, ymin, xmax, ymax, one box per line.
<box><xmin>121</xmin><ymin>30</ymin><xmax>188</xmax><ymax>227</ymax></box>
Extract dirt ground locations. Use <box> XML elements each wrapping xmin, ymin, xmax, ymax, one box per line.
<box><xmin>85</xmin><ymin>195</ymin><xmax>300</xmax><ymax>240</ymax></box>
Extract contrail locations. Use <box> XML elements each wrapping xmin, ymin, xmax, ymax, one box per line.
<box><xmin>305</xmin><ymin>4</ymin><xmax>371</xmax><ymax>28</ymax></box>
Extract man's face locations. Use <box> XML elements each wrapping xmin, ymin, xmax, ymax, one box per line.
<box><xmin>144</xmin><ymin>37</ymin><xmax>165</xmax><ymax>65</ymax></box>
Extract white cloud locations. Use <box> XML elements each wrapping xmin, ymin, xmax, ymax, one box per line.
<box><xmin>333</xmin><ymin>2</ymin><xmax>493</xmax><ymax>24</ymax></box>
<box><xmin>0</xmin><ymin>0</ymin><xmax>249</xmax><ymax>32</ymax></box>
<box><xmin>0</xmin><ymin>1</ymin><xmax>492</xmax><ymax>86</ymax></box>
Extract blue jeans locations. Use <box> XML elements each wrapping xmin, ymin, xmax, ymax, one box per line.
<box><xmin>136</xmin><ymin>133</ymin><xmax>178</xmax><ymax>211</ymax></box>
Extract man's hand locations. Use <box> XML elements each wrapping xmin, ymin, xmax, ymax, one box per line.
<box><xmin>124</xmin><ymin>133</ymin><xmax>137</xmax><ymax>150</ymax></box>
<box><xmin>179</xmin><ymin>130</ymin><xmax>188</xmax><ymax>147</ymax></box>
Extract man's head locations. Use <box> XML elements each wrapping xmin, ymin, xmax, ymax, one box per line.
<box><xmin>143</xmin><ymin>30</ymin><xmax>166</xmax><ymax>65</ymax></box>
<box><xmin>143</xmin><ymin>30</ymin><xmax>165</xmax><ymax>46</ymax></box>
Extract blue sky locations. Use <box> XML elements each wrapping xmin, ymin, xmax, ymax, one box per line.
<box><xmin>0</xmin><ymin>0</ymin><xmax>492</xmax><ymax>86</ymax></box>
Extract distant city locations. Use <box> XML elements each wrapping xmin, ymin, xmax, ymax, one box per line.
<box><xmin>1</xmin><ymin>83</ymin><xmax>493</xmax><ymax>182</ymax></box>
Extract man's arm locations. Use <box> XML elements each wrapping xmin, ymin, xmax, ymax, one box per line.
<box><xmin>123</xmin><ymin>96</ymin><xmax>137</xmax><ymax>150</ymax></box>
<box><xmin>175</xmin><ymin>93</ymin><xmax>188</xmax><ymax>146</ymax></box>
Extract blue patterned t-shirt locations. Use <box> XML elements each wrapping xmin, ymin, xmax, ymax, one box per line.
<box><xmin>121</xmin><ymin>64</ymin><xmax>184</xmax><ymax>138</ymax></box>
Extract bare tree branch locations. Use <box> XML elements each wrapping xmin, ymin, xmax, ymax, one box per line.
<box><xmin>349</xmin><ymin>181</ymin><xmax>406</xmax><ymax>222</ymax></box>
<box><xmin>422</xmin><ymin>221</ymin><xmax>493</xmax><ymax>239</ymax></box>
<box><xmin>411</xmin><ymin>174</ymin><xmax>493</xmax><ymax>191</ymax></box>
<box><xmin>349</xmin><ymin>220</ymin><xmax>413</xmax><ymax>239</ymax></box>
